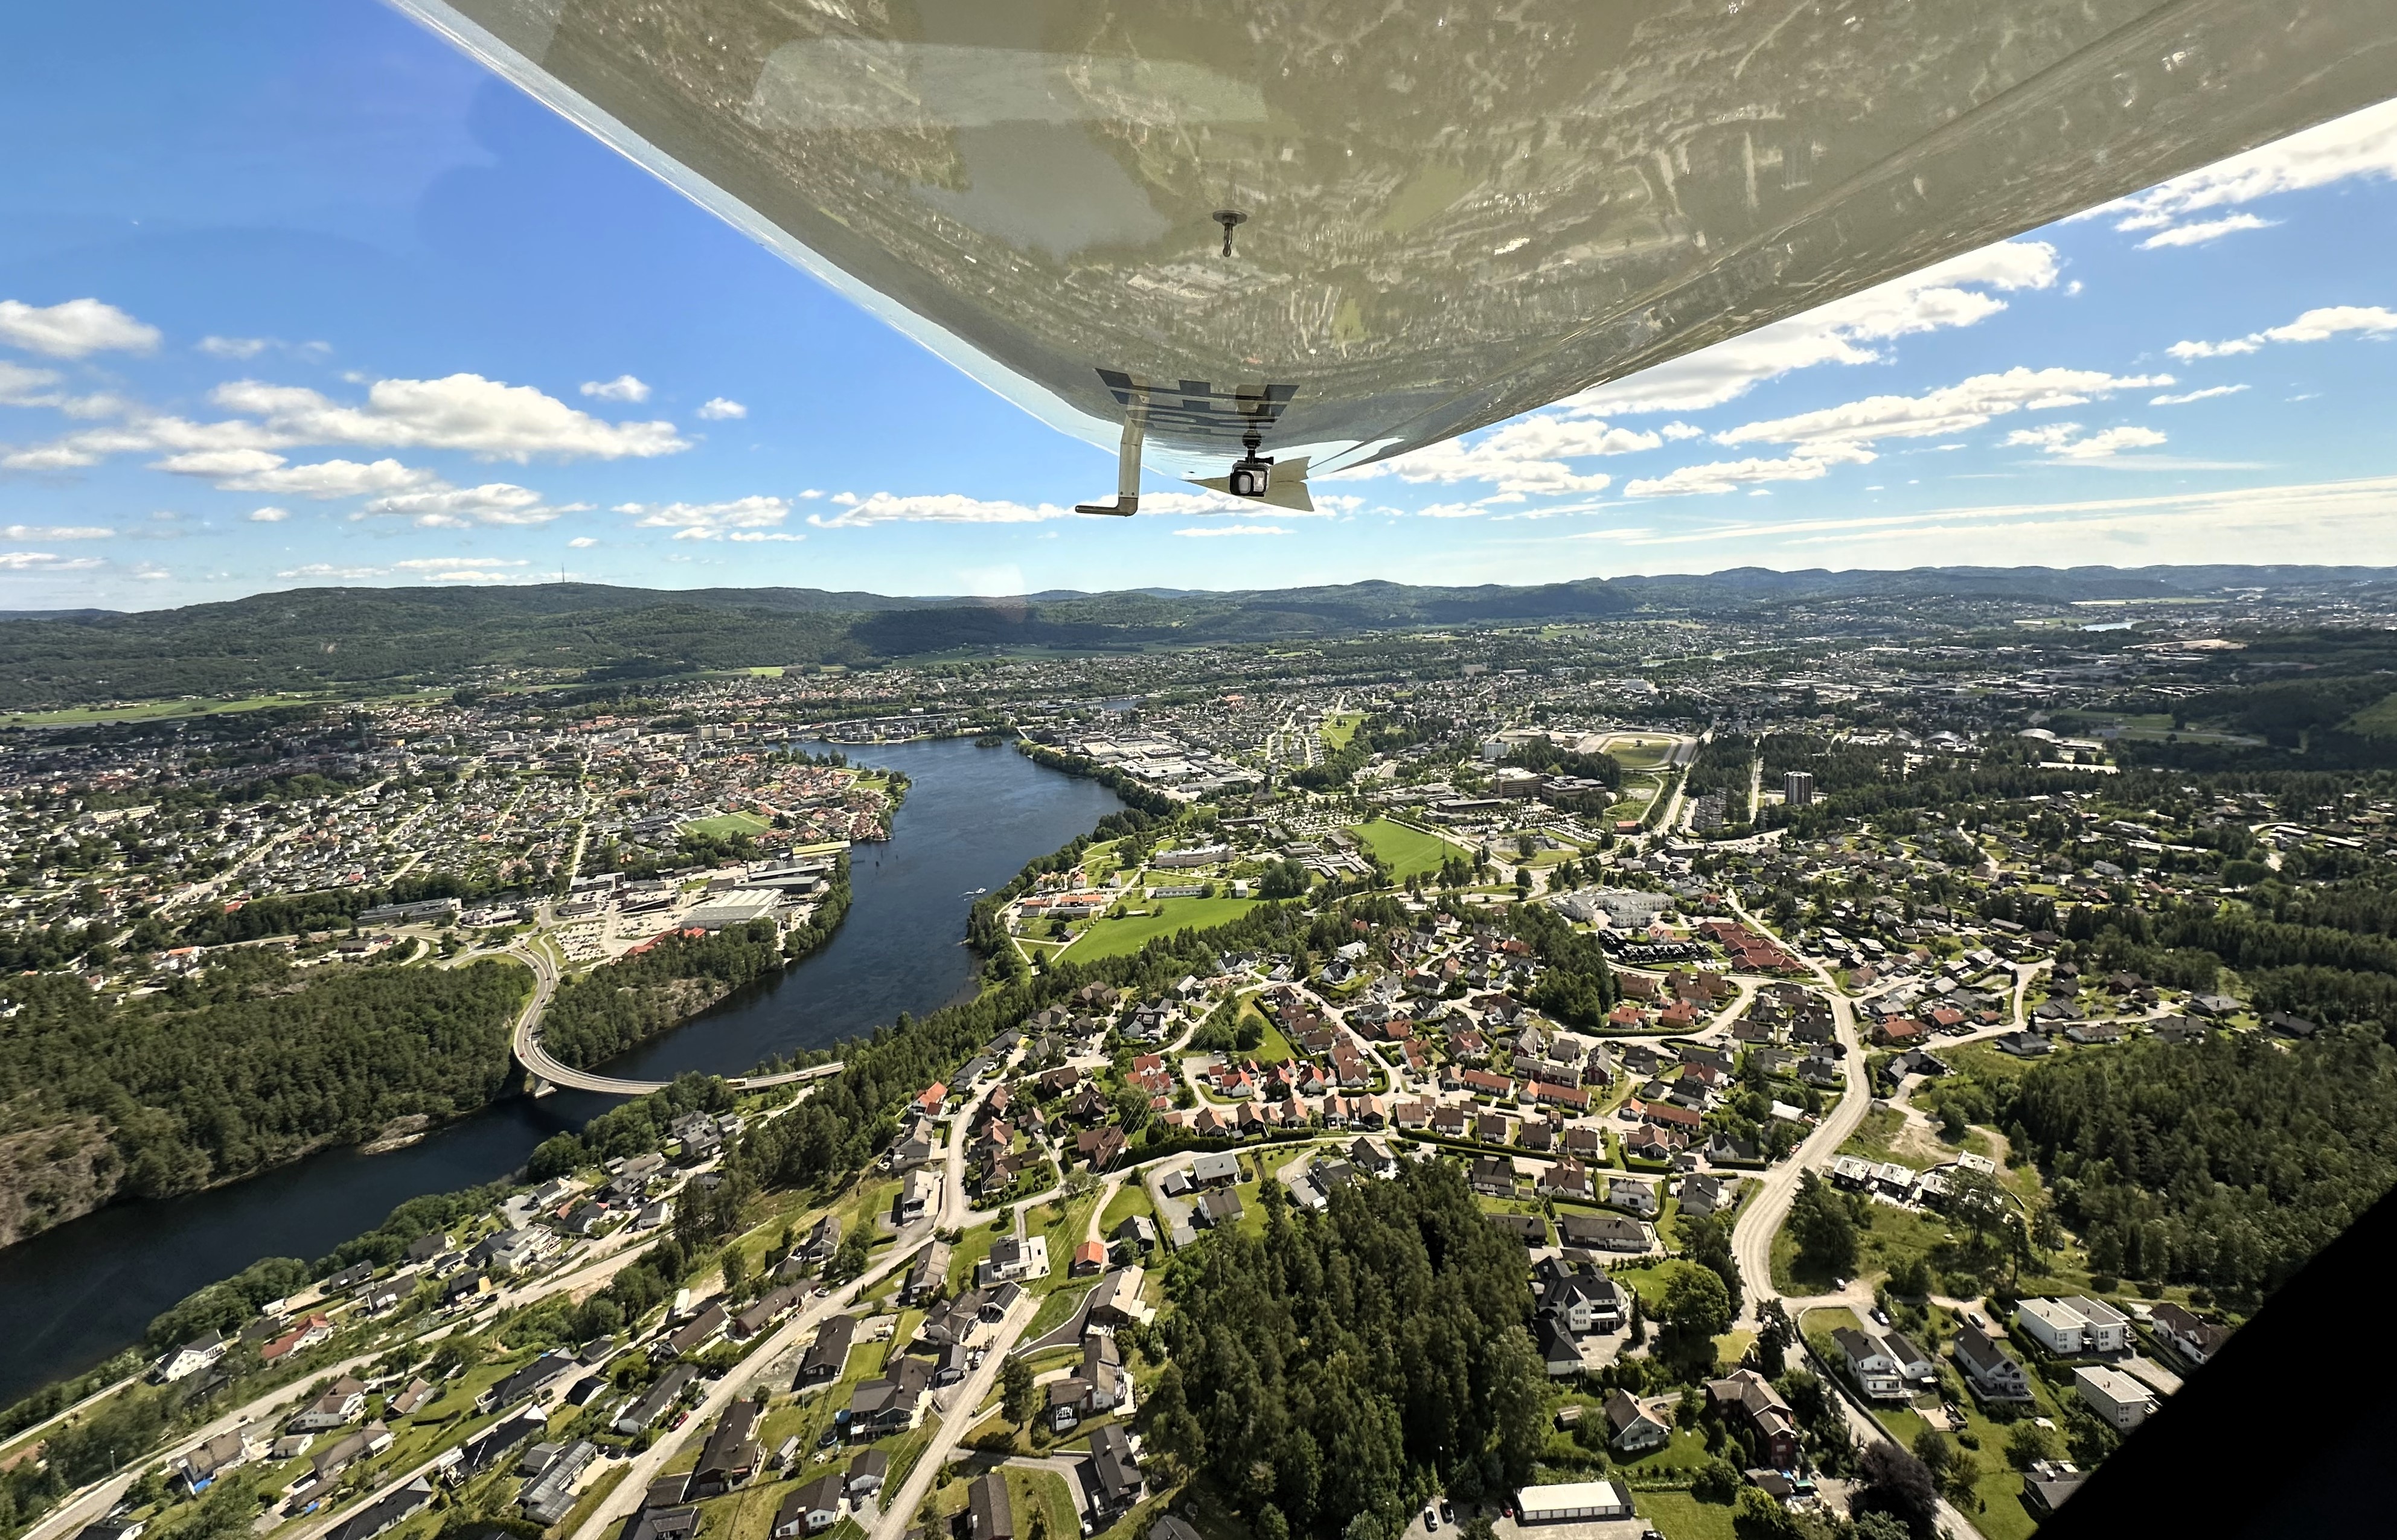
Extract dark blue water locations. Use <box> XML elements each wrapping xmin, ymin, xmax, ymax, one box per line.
<box><xmin>0</xmin><ymin>738</ymin><xmax>1118</xmax><ymax>1407</ymax></box>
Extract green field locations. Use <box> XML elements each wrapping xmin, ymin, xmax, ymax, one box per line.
<box><xmin>1350</xmin><ymin>817</ymin><xmax>1458</xmax><ymax>878</ymax></box>
<box><xmin>4</xmin><ymin>692</ymin><xmax>324</xmax><ymax>726</ymax></box>
<box><xmin>1320</xmin><ymin>710</ymin><xmax>1366</xmax><ymax>749</ymax></box>
<box><xmin>682</xmin><ymin>811</ymin><xmax>772</xmax><ymax>840</ymax></box>
<box><xmin>1067</xmin><ymin>895</ymin><xmax>1258</xmax><ymax>960</ymax></box>
<box><xmin>1604</xmin><ymin>736</ymin><xmax>1679</xmax><ymax>770</ymax></box>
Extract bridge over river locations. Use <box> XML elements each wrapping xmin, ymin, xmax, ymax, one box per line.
<box><xmin>505</xmin><ymin>947</ymin><xmax>842</xmax><ymax>1096</ymax></box>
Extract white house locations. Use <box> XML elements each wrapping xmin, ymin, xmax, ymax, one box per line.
<box><xmin>2074</xmin><ymin>1366</ymin><xmax>2156</xmax><ymax>1430</ymax></box>
<box><xmin>1515</xmin><ymin>1481</ymin><xmax>1634</xmax><ymax>1523</ymax></box>
<box><xmin>2017</xmin><ymin>1297</ymin><xmax>2128</xmax><ymax>1356</ymax></box>
<box><xmin>1834</xmin><ymin>1328</ymin><xmax>1908</xmax><ymax>1401</ymax></box>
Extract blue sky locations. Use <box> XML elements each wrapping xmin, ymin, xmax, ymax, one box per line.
<box><xmin>4</xmin><ymin>2</ymin><xmax>2396</xmax><ymax>609</ymax></box>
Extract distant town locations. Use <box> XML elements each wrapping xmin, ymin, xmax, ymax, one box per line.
<box><xmin>4</xmin><ymin>572</ymin><xmax>2394</xmax><ymax>1540</ymax></box>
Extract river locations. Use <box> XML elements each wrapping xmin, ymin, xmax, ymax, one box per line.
<box><xmin>0</xmin><ymin>737</ymin><xmax>1120</xmax><ymax>1408</ymax></box>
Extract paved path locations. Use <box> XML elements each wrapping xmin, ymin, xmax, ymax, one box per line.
<box><xmin>1720</xmin><ymin>901</ymin><xmax>1989</xmax><ymax>1540</ymax></box>
<box><xmin>867</xmin><ymin>1291</ymin><xmax>1037</xmax><ymax>1540</ymax></box>
<box><xmin>506</xmin><ymin>945</ymin><xmax>841</xmax><ymax>1096</ymax></box>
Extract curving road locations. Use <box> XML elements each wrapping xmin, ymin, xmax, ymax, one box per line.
<box><xmin>505</xmin><ymin>945</ymin><xmax>842</xmax><ymax>1096</ymax></box>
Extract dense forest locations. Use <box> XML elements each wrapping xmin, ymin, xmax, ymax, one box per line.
<box><xmin>537</xmin><ymin>921</ymin><xmax>795</xmax><ymax>1069</ymax></box>
<box><xmin>1997</xmin><ymin>1032</ymin><xmax>2397</xmax><ymax>1302</ymax></box>
<box><xmin>1138</xmin><ymin>1161</ymin><xmax>1547</xmax><ymax>1539</ymax></box>
<box><xmin>0</xmin><ymin>952</ymin><xmax>525</xmax><ymax>1236</ymax></box>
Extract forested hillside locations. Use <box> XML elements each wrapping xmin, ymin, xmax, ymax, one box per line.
<box><xmin>2</xmin><ymin>566</ymin><xmax>2377</xmax><ymax>709</ymax></box>
<box><xmin>2000</xmin><ymin>1033</ymin><xmax>2397</xmax><ymax>1303</ymax></box>
<box><xmin>0</xmin><ymin>953</ymin><xmax>526</xmax><ymax>1242</ymax></box>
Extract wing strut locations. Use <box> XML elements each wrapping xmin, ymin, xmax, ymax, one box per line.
<box><xmin>1075</xmin><ymin>395</ymin><xmax>1145</xmax><ymax>517</ymax></box>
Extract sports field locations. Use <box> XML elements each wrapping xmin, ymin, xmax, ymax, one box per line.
<box><xmin>680</xmin><ymin>811</ymin><xmax>772</xmax><ymax>840</ymax></box>
<box><xmin>1350</xmin><ymin>817</ymin><xmax>1459</xmax><ymax>878</ymax></box>
<box><xmin>1067</xmin><ymin>895</ymin><xmax>1258</xmax><ymax>960</ymax></box>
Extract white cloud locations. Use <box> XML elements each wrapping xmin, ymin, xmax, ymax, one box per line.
<box><xmin>391</xmin><ymin>557</ymin><xmax>531</xmax><ymax>571</ymax></box>
<box><xmin>1567</xmin><ymin>240</ymin><xmax>2059</xmax><ymax>415</ymax></box>
<box><xmin>1336</xmin><ymin>418</ymin><xmax>1638</xmax><ymax>496</ymax></box>
<box><xmin>1</xmin><ymin>443</ymin><xmax>102</xmax><ymax>470</ymax></box>
<box><xmin>362</xmin><ymin>482</ymin><xmax>587</xmax><ymax>527</ymax></box>
<box><xmin>1574</xmin><ymin>473</ymin><xmax>2397</xmax><ymax>569</ymax></box>
<box><xmin>1623</xmin><ymin>444</ymin><xmax>1877</xmax><ymax>498</ymax></box>
<box><xmin>2</xmin><ymin>523</ymin><xmax>113</xmax><ymax>539</ymax></box>
<box><xmin>0</xmin><ymin>360</ymin><xmax>120</xmax><ymax>420</ymax></box>
<box><xmin>567</xmin><ymin>536</ymin><xmax>598</xmax><ymax>548</ymax></box>
<box><xmin>807</xmin><ymin>493</ymin><xmax>1071</xmax><ymax>527</ymax></box>
<box><xmin>1714</xmin><ymin>366</ymin><xmax>2172</xmax><ymax>451</ymax></box>
<box><xmin>248</xmin><ymin>506</ymin><xmax>289</xmax><ymax>523</ymax></box>
<box><xmin>1172</xmin><ymin>523</ymin><xmax>1288</xmax><ymax>537</ymax></box>
<box><xmin>2137</xmin><ymin>214</ymin><xmax>2274</xmax><ymax>249</ymax></box>
<box><xmin>0</xmin><ymin>360</ymin><xmax>62</xmax><ymax>404</ymax></box>
<box><xmin>696</xmin><ymin>397</ymin><xmax>747</xmax><ymax>420</ymax></box>
<box><xmin>197</xmin><ymin>336</ymin><xmax>270</xmax><ymax>360</ymax></box>
<box><xmin>580</xmin><ymin>374</ymin><xmax>652</xmax><ymax>403</ymax></box>
<box><xmin>1413</xmin><ymin>502</ymin><xmax>1497</xmax><ymax>519</ymax></box>
<box><xmin>2002</xmin><ymin>423</ymin><xmax>2168</xmax><ymax>460</ymax></box>
<box><xmin>2150</xmin><ymin>385</ymin><xmax>2248</xmax><ymax>406</ymax></box>
<box><xmin>277</xmin><ymin>563</ymin><xmax>389</xmax><ymax>581</ymax></box>
<box><xmin>0</xmin><ymin>551</ymin><xmax>104</xmax><ymax>571</ymax></box>
<box><xmin>1659</xmin><ymin>421</ymin><xmax>1706</xmax><ymax>441</ymax></box>
<box><xmin>2169</xmin><ymin>305</ymin><xmax>2397</xmax><ymax>360</ymax></box>
<box><xmin>2091</xmin><ymin>98</ymin><xmax>2397</xmax><ymax>232</ymax></box>
<box><xmin>164</xmin><ymin>451</ymin><xmax>443</xmax><ymax>499</ymax></box>
<box><xmin>0</xmin><ymin>298</ymin><xmax>160</xmax><ymax>359</ymax></box>
<box><xmin>726</xmin><ymin>531</ymin><xmax>804</xmax><ymax>542</ymax></box>
<box><xmin>616</xmin><ymin>495</ymin><xmax>792</xmax><ymax>537</ymax></box>
<box><xmin>210</xmin><ymin>373</ymin><xmax>688</xmax><ymax>461</ymax></box>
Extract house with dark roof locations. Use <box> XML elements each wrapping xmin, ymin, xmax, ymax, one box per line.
<box><xmin>798</xmin><ymin>1315</ymin><xmax>857</xmax><ymax>1387</ymax></box>
<box><xmin>689</xmin><ymin>1401</ymin><xmax>761</xmax><ymax>1497</ymax></box>
<box><xmin>1952</xmin><ymin>1324</ymin><xmax>2033</xmax><ymax>1402</ymax></box>
<box><xmin>1087</xmin><ymin>1423</ymin><xmax>1145</xmax><ymax>1518</ymax></box>
<box><xmin>771</xmin><ymin>1474</ymin><xmax>845</xmax><ymax>1537</ymax></box>
<box><xmin>1707</xmin><ymin>1370</ymin><xmax>1799</xmax><ymax>1470</ymax></box>
<box><xmin>965</xmin><ymin>1472</ymin><xmax>1014</xmax><ymax>1540</ymax></box>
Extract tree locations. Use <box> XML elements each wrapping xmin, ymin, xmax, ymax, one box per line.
<box><xmin>1731</xmin><ymin>1487</ymin><xmax>1803</xmax><ymax>1540</ymax></box>
<box><xmin>1851</xmin><ymin>1514</ymin><xmax>1910</xmax><ymax>1540</ymax></box>
<box><xmin>1787</xmin><ymin>1171</ymin><xmax>1858</xmax><ymax>1279</ymax></box>
<box><xmin>1660</xmin><ymin>1264</ymin><xmax>1733</xmax><ymax>1376</ymax></box>
<box><xmin>1000</xmin><ymin>1353</ymin><xmax>1037</xmax><ymax>1430</ymax></box>
<box><xmin>1909</xmin><ymin>1426</ymin><xmax>1951</xmax><ymax>1485</ymax></box>
<box><xmin>2004</xmin><ymin>1419</ymin><xmax>2060</xmax><ymax>1470</ymax></box>
<box><xmin>1682</xmin><ymin>1211</ymin><xmax>1743</xmax><ymax>1303</ymax></box>
<box><xmin>1852</xmin><ymin>1442</ymin><xmax>1942</xmax><ymax>1539</ymax></box>
<box><xmin>1753</xmin><ymin>1300</ymin><xmax>1791</xmax><ymax>1378</ymax></box>
<box><xmin>1692</xmin><ymin>1456</ymin><xmax>1741</xmax><ymax>1503</ymax></box>
<box><xmin>720</xmin><ymin>1244</ymin><xmax>747</xmax><ymax>1296</ymax></box>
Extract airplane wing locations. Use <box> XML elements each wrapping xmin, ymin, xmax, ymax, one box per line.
<box><xmin>388</xmin><ymin>0</ymin><xmax>2397</xmax><ymax>478</ymax></box>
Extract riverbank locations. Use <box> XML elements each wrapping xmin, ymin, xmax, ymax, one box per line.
<box><xmin>0</xmin><ymin>736</ymin><xmax>1124</xmax><ymax>1409</ymax></box>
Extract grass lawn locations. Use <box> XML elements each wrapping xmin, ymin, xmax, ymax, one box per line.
<box><xmin>1613</xmin><ymin>1258</ymin><xmax>1707</xmax><ymax>1313</ymax></box>
<box><xmin>1025</xmin><ymin>1282</ymin><xmax>1088</xmax><ymax>1340</ymax></box>
<box><xmin>1067</xmin><ymin>895</ymin><xmax>1258</xmax><ymax>961</ymax></box>
<box><xmin>1637</xmin><ymin>1490</ymin><xmax>1741</xmax><ymax>1540</ymax></box>
<box><xmin>1838</xmin><ymin>1105</ymin><xmax>1908</xmax><ymax>1165</ymax></box>
<box><xmin>683</xmin><ymin>811</ymin><xmax>772</xmax><ymax>840</ymax></box>
<box><xmin>1007</xmin><ymin>1468</ymin><xmax>1080</xmax><ymax>1540</ymax></box>
<box><xmin>1320</xmin><ymin>711</ymin><xmax>1366</xmax><ymax>749</ymax></box>
<box><xmin>1613</xmin><ymin>1426</ymin><xmax>1715</xmax><ymax>1480</ymax></box>
<box><xmin>1349</xmin><ymin>818</ymin><xmax>1459</xmax><ymax>880</ymax></box>
<box><xmin>1099</xmin><ymin>1183</ymin><xmax>1156</xmax><ymax>1238</ymax></box>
